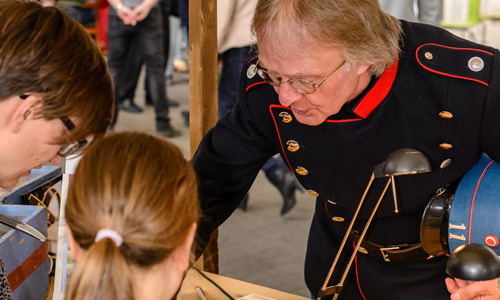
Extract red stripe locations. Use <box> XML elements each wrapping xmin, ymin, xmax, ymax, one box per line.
<box><xmin>7</xmin><ymin>242</ymin><xmax>48</xmax><ymax>291</ymax></box>
<box><xmin>269</xmin><ymin>105</ymin><xmax>295</xmax><ymax>172</ymax></box>
<box><xmin>354</xmin><ymin>241</ymin><xmax>368</xmax><ymax>300</ymax></box>
<box><xmin>417</xmin><ymin>43</ymin><xmax>494</xmax><ymax>55</ymax></box>
<box><xmin>415</xmin><ymin>43</ymin><xmax>493</xmax><ymax>87</ymax></box>
<box><xmin>353</xmin><ymin>59</ymin><xmax>399</xmax><ymax>119</ymax></box>
<box><xmin>325</xmin><ymin>118</ymin><xmax>363</xmax><ymax>123</ymax></box>
<box><xmin>246</xmin><ymin>81</ymin><xmax>267</xmax><ymax>92</ymax></box>
<box><xmin>468</xmin><ymin>160</ymin><xmax>494</xmax><ymax>243</ymax></box>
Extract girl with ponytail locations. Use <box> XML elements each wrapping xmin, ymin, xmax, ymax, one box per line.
<box><xmin>64</xmin><ymin>132</ymin><xmax>199</xmax><ymax>300</ymax></box>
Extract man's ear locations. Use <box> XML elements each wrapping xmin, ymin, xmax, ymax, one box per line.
<box><xmin>65</xmin><ymin>225</ymin><xmax>85</xmax><ymax>262</ymax></box>
<box><xmin>11</xmin><ymin>94</ymin><xmax>43</xmax><ymax>133</ymax></box>
<box><xmin>356</xmin><ymin>63</ymin><xmax>370</xmax><ymax>75</ymax></box>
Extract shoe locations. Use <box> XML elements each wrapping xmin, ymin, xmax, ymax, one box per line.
<box><xmin>173</xmin><ymin>59</ymin><xmax>188</xmax><ymax>72</ymax></box>
<box><xmin>181</xmin><ymin>110</ymin><xmax>189</xmax><ymax>127</ymax></box>
<box><xmin>268</xmin><ymin>168</ymin><xmax>301</xmax><ymax>215</ymax></box>
<box><xmin>157</xmin><ymin>124</ymin><xmax>181</xmax><ymax>138</ymax></box>
<box><xmin>119</xmin><ymin>99</ymin><xmax>143</xmax><ymax>113</ymax></box>
<box><xmin>167</xmin><ymin>98</ymin><xmax>179</xmax><ymax>107</ymax></box>
<box><xmin>238</xmin><ymin>194</ymin><xmax>249</xmax><ymax>212</ymax></box>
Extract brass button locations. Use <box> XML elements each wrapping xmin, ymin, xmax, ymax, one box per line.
<box><xmin>279</xmin><ymin>112</ymin><xmax>292</xmax><ymax>123</ymax></box>
<box><xmin>307</xmin><ymin>190</ymin><xmax>319</xmax><ymax>197</ymax></box>
<box><xmin>332</xmin><ymin>217</ymin><xmax>345</xmax><ymax>222</ymax></box>
<box><xmin>439</xmin><ymin>111</ymin><xmax>453</xmax><ymax>119</ymax></box>
<box><xmin>327</xmin><ymin>199</ymin><xmax>336</xmax><ymax>205</ymax></box>
<box><xmin>286</xmin><ymin>140</ymin><xmax>300</xmax><ymax>152</ymax></box>
<box><xmin>425</xmin><ymin>52</ymin><xmax>433</xmax><ymax>60</ymax></box>
<box><xmin>295</xmin><ymin>166</ymin><xmax>309</xmax><ymax>176</ymax></box>
<box><xmin>440</xmin><ymin>158</ymin><xmax>452</xmax><ymax>169</ymax></box>
<box><xmin>358</xmin><ymin>247</ymin><xmax>368</xmax><ymax>254</ymax></box>
<box><xmin>439</xmin><ymin>143</ymin><xmax>453</xmax><ymax>150</ymax></box>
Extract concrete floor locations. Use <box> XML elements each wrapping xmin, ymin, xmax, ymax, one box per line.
<box><xmin>111</xmin><ymin>69</ymin><xmax>315</xmax><ymax>297</ymax></box>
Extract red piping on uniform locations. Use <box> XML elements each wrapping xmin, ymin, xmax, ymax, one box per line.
<box><xmin>415</xmin><ymin>43</ymin><xmax>493</xmax><ymax>87</ymax></box>
<box><xmin>354</xmin><ymin>241</ymin><xmax>368</xmax><ymax>300</ymax></box>
<box><xmin>326</xmin><ymin>118</ymin><xmax>363</xmax><ymax>123</ymax></box>
<box><xmin>245</xmin><ymin>56</ymin><xmax>264</xmax><ymax>92</ymax></box>
<box><xmin>246</xmin><ymin>81</ymin><xmax>267</xmax><ymax>92</ymax></box>
<box><xmin>353</xmin><ymin>59</ymin><xmax>399</xmax><ymax>119</ymax></box>
<box><xmin>269</xmin><ymin>105</ymin><xmax>295</xmax><ymax>172</ymax></box>
<box><xmin>468</xmin><ymin>160</ymin><xmax>495</xmax><ymax>243</ymax></box>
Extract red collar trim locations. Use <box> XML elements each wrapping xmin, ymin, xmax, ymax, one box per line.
<box><xmin>353</xmin><ymin>59</ymin><xmax>399</xmax><ymax>119</ymax></box>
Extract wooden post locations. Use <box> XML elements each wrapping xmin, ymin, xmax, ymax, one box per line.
<box><xmin>189</xmin><ymin>0</ymin><xmax>219</xmax><ymax>274</ymax></box>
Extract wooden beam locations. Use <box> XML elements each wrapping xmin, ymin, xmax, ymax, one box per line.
<box><xmin>188</xmin><ymin>0</ymin><xmax>219</xmax><ymax>274</ymax></box>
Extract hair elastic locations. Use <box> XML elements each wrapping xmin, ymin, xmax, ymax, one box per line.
<box><xmin>95</xmin><ymin>229</ymin><xmax>123</xmax><ymax>247</ymax></box>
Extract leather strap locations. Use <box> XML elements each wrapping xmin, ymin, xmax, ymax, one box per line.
<box><xmin>349</xmin><ymin>231</ymin><xmax>430</xmax><ymax>262</ymax></box>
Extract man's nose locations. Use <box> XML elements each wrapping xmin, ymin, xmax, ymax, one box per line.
<box><xmin>277</xmin><ymin>83</ymin><xmax>303</xmax><ymax>107</ymax></box>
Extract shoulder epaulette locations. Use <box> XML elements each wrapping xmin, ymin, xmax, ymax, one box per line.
<box><xmin>416</xmin><ymin>43</ymin><xmax>493</xmax><ymax>86</ymax></box>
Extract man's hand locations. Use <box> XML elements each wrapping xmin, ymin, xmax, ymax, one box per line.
<box><xmin>446</xmin><ymin>277</ymin><xmax>500</xmax><ymax>300</ymax></box>
<box><xmin>132</xmin><ymin>2</ymin><xmax>154</xmax><ymax>23</ymax></box>
<box><xmin>117</xmin><ymin>6</ymin><xmax>137</xmax><ymax>26</ymax></box>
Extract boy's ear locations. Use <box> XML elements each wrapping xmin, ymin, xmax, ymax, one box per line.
<box><xmin>11</xmin><ymin>94</ymin><xmax>43</xmax><ymax>133</ymax></box>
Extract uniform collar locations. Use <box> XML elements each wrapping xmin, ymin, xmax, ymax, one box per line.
<box><xmin>345</xmin><ymin>59</ymin><xmax>399</xmax><ymax>119</ymax></box>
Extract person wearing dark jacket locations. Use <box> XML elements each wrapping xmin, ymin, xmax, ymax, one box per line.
<box><xmin>192</xmin><ymin>0</ymin><xmax>500</xmax><ymax>299</ymax></box>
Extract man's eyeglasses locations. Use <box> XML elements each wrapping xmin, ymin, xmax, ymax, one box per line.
<box><xmin>254</xmin><ymin>59</ymin><xmax>346</xmax><ymax>94</ymax></box>
<box><xmin>19</xmin><ymin>94</ymin><xmax>88</xmax><ymax>157</ymax></box>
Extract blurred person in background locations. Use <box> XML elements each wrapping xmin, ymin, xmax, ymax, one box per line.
<box><xmin>107</xmin><ymin>0</ymin><xmax>180</xmax><ymax>137</ymax></box>
<box><xmin>379</xmin><ymin>0</ymin><xmax>442</xmax><ymax>26</ymax></box>
<box><xmin>217</xmin><ymin>0</ymin><xmax>304</xmax><ymax>216</ymax></box>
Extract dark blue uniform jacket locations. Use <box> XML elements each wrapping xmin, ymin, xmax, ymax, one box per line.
<box><xmin>192</xmin><ymin>21</ymin><xmax>500</xmax><ymax>299</ymax></box>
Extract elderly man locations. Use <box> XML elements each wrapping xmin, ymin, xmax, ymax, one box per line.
<box><xmin>193</xmin><ymin>0</ymin><xmax>500</xmax><ymax>299</ymax></box>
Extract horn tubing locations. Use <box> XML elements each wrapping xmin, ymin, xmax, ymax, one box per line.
<box><xmin>333</xmin><ymin>178</ymin><xmax>392</xmax><ymax>300</ymax></box>
<box><xmin>318</xmin><ymin>173</ymin><xmax>375</xmax><ymax>299</ymax></box>
<box><xmin>391</xmin><ymin>175</ymin><xmax>399</xmax><ymax>213</ymax></box>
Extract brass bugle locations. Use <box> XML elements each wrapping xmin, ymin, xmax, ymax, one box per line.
<box><xmin>317</xmin><ymin>148</ymin><xmax>432</xmax><ymax>300</ymax></box>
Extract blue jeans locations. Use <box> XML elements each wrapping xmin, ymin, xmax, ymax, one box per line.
<box><xmin>218</xmin><ymin>46</ymin><xmax>254</xmax><ymax>118</ymax></box>
<box><xmin>218</xmin><ymin>47</ymin><xmax>286</xmax><ymax>177</ymax></box>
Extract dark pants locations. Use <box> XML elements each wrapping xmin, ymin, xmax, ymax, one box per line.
<box><xmin>119</xmin><ymin>0</ymin><xmax>170</xmax><ymax>104</ymax></box>
<box><xmin>107</xmin><ymin>6</ymin><xmax>170</xmax><ymax>131</ymax></box>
